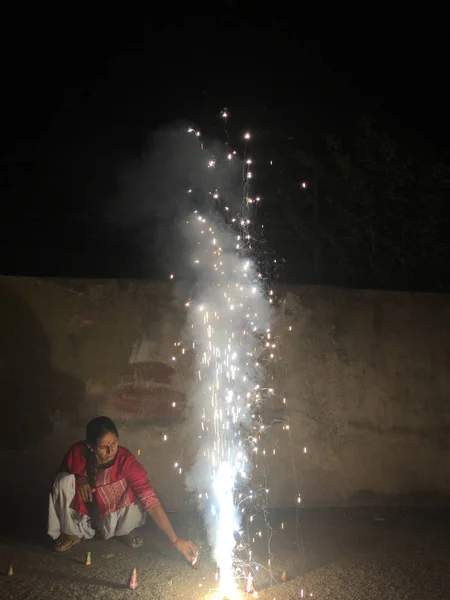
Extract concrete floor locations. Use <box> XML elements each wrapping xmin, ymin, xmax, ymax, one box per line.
<box><xmin>1</xmin><ymin>508</ymin><xmax>449</xmax><ymax>599</ymax></box>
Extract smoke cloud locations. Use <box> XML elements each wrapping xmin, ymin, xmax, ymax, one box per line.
<box><xmin>116</xmin><ymin>123</ymin><xmax>270</xmax><ymax>595</ymax></box>
<box><xmin>114</xmin><ymin>122</ymin><xmax>243</xmax><ymax>279</ymax></box>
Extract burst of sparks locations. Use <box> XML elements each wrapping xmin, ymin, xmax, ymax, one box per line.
<box><xmin>165</xmin><ymin>113</ymin><xmax>307</xmax><ymax>598</ymax></box>
<box><xmin>184</xmin><ymin>205</ymin><xmax>270</xmax><ymax>597</ymax></box>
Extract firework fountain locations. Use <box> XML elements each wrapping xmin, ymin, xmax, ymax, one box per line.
<box><xmin>180</xmin><ymin>120</ymin><xmax>274</xmax><ymax>598</ymax></box>
<box><xmin>117</xmin><ymin>112</ymin><xmax>304</xmax><ymax>597</ymax></box>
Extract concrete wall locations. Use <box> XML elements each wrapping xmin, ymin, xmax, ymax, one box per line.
<box><xmin>1</xmin><ymin>276</ymin><xmax>450</xmax><ymax>517</ymax></box>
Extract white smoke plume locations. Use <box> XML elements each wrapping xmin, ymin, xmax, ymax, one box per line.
<box><xmin>181</xmin><ymin>135</ymin><xmax>270</xmax><ymax>598</ymax></box>
<box><xmin>116</xmin><ymin>123</ymin><xmax>271</xmax><ymax>597</ymax></box>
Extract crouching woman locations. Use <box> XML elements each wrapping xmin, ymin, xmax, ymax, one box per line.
<box><xmin>48</xmin><ymin>416</ymin><xmax>198</xmax><ymax>563</ymax></box>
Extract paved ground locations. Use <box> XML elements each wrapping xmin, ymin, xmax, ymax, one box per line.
<box><xmin>1</xmin><ymin>508</ymin><xmax>449</xmax><ymax>599</ymax></box>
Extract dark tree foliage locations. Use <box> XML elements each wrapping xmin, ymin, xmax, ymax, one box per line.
<box><xmin>273</xmin><ymin>117</ymin><xmax>450</xmax><ymax>291</ymax></box>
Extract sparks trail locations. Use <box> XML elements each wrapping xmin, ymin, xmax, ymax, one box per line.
<box><xmin>188</xmin><ymin>122</ymin><xmax>275</xmax><ymax>293</ymax></box>
<box><xmin>166</xmin><ymin>112</ymin><xmax>303</xmax><ymax>597</ymax></box>
<box><xmin>182</xmin><ymin>121</ymin><xmax>271</xmax><ymax>598</ymax></box>
<box><xmin>182</xmin><ymin>207</ymin><xmax>270</xmax><ymax>597</ymax></box>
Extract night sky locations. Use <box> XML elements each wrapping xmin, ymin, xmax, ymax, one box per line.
<box><xmin>2</xmin><ymin>6</ymin><xmax>449</xmax><ymax>288</ymax></box>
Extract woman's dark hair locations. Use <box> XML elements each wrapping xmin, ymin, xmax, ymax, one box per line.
<box><xmin>85</xmin><ymin>416</ymin><xmax>119</xmax><ymax>528</ymax></box>
<box><xmin>86</xmin><ymin>416</ymin><xmax>118</xmax><ymax>447</ymax></box>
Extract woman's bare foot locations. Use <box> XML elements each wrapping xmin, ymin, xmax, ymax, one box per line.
<box><xmin>118</xmin><ymin>530</ymin><xmax>144</xmax><ymax>549</ymax></box>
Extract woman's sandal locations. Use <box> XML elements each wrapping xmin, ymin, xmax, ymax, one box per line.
<box><xmin>119</xmin><ymin>530</ymin><xmax>145</xmax><ymax>549</ymax></box>
<box><xmin>53</xmin><ymin>533</ymin><xmax>82</xmax><ymax>552</ymax></box>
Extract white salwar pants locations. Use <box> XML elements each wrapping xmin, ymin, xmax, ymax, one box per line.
<box><xmin>48</xmin><ymin>473</ymin><xmax>146</xmax><ymax>541</ymax></box>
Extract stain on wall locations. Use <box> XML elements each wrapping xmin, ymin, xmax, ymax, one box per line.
<box><xmin>0</xmin><ymin>282</ymin><xmax>85</xmax><ymax>450</ymax></box>
<box><xmin>109</xmin><ymin>361</ymin><xmax>187</xmax><ymax>420</ymax></box>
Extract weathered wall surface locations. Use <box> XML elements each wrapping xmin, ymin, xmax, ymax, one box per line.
<box><xmin>1</xmin><ymin>276</ymin><xmax>449</xmax><ymax>517</ymax></box>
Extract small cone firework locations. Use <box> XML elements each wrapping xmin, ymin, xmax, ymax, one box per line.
<box><xmin>85</xmin><ymin>552</ymin><xmax>92</xmax><ymax>566</ymax></box>
<box><xmin>281</xmin><ymin>570</ymin><xmax>287</xmax><ymax>582</ymax></box>
<box><xmin>191</xmin><ymin>552</ymin><xmax>200</xmax><ymax>569</ymax></box>
<box><xmin>244</xmin><ymin>572</ymin><xmax>255</xmax><ymax>594</ymax></box>
<box><xmin>128</xmin><ymin>568</ymin><xmax>138</xmax><ymax>590</ymax></box>
<box><xmin>7</xmin><ymin>564</ymin><xmax>14</xmax><ymax>576</ymax></box>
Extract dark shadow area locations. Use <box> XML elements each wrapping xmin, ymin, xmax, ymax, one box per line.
<box><xmin>19</xmin><ymin>566</ymin><xmax>126</xmax><ymax>589</ymax></box>
<box><xmin>348</xmin><ymin>489</ymin><xmax>450</xmax><ymax>507</ymax></box>
<box><xmin>0</xmin><ymin>282</ymin><xmax>85</xmax><ymax>536</ymax></box>
<box><xmin>260</xmin><ymin>506</ymin><xmax>450</xmax><ymax>579</ymax></box>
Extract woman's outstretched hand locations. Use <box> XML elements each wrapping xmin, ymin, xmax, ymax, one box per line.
<box><xmin>174</xmin><ymin>539</ymin><xmax>199</xmax><ymax>564</ymax></box>
<box><xmin>146</xmin><ymin>504</ymin><xmax>198</xmax><ymax>564</ymax></box>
